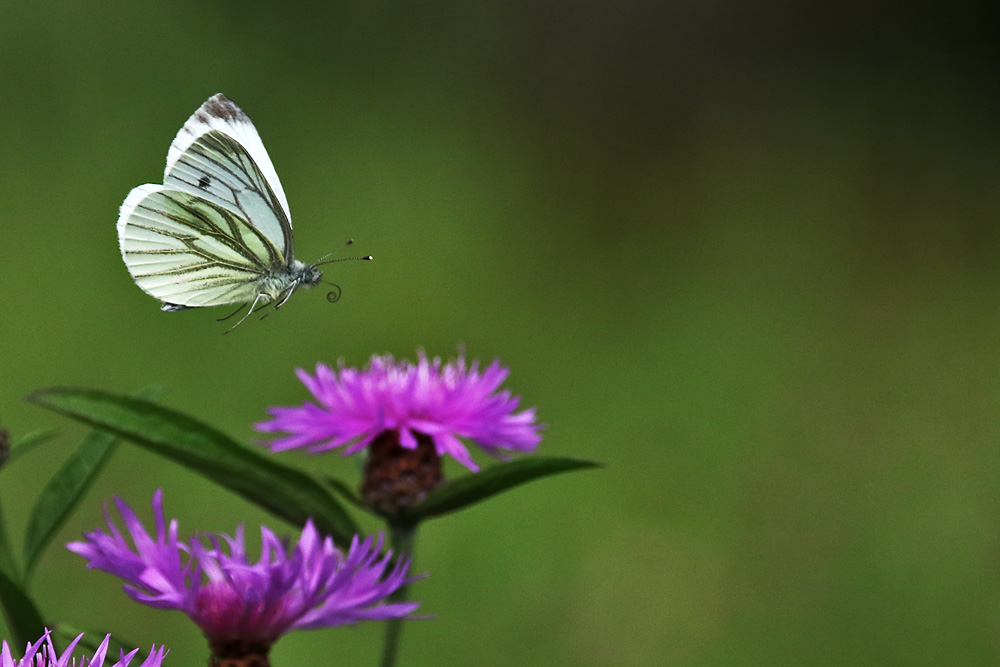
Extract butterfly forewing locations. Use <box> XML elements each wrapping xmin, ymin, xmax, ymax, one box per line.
<box><xmin>163</xmin><ymin>129</ymin><xmax>294</xmax><ymax>260</ymax></box>
<box><xmin>165</xmin><ymin>95</ymin><xmax>292</xmax><ymax>220</ymax></box>
<box><xmin>118</xmin><ymin>185</ymin><xmax>279</xmax><ymax>307</ymax></box>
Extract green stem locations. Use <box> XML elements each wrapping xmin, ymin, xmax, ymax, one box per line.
<box><xmin>379</xmin><ymin>521</ymin><xmax>417</xmax><ymax>667</ymax></box>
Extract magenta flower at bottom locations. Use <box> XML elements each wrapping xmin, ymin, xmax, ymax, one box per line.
<box><xmin>1</xmin><ymin>630</ymin><xmax>167</xmax><ymax>667</ymax></box>
<box><xmin>68</xmin><ymin>490</ymin><xmax>419</xmax><ymax>661</ymax></box>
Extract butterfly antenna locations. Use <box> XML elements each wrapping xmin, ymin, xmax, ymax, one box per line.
<box><xmin>312</xmin><ymin>239</ymin><xmax>374</xmax><ymax>267</ymax></box>
<box><xmin>308</xmin><ymin>240</ymin><xmax>370</xmax><ymax>303</ymax></box>
<box><xmin>315</xmin><ymin>254</ymin><xmax>370</xmax><ymax>303</ymax></box>
<box><xmin>313</xmin><ymin>254</ymin><xmax>373</xmax><ymax>267</ymax></box>
<box><xmin>311</xmin><ymin>238</ymin><xmax>355</xmax><ymax>265</ymax></box>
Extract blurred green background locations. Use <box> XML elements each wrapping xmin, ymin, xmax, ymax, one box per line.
<box><xmin>2</xmin><ymin>2</ymin><xmax>1000</xmax><ymax>665</ymax></box>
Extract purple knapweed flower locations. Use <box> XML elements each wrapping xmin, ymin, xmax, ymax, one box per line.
<box><xmin>67</xmin><ymin>491</ymin><xmax>419</xmax><ymax>662</ymax></box>
<box><xmin>1</xmin><ymin>630</ymin><xmax>167</xmax><ymax>667</ymax></box>
<box><xmin>256</xmin><ymin>351</ymin><xmax>543</xmax><ymax>472</ymax></box>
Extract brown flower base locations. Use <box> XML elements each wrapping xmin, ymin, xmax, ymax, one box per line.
<box><xmin>209</xmin><ymin>639</ymin><xmax>271</xmax><ymax>667</ymax></box>
<box><xmin>361</xmin><ymin>429</ymin><xmax>443</xmax><ymax>516</ymax></box>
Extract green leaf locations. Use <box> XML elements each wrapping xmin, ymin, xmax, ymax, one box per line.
<box><xmin>22</xmin><ymin>430</ymin><xmax>117</xmax><ymax>580</ymax></box>
<box><xmin>4</xmin><ymin>428</ymin><xmax>58</xmax><ymax>465</ymax></box>
<box><xmin>52</xmin><ymin>625</ymin><xmax>143</xmax><ymax>663</ymax></box>
<box><xmin>0</xmin><ymin>499</ymin><xmax>18</xmax><ymax>580</ymax></box>
<box><xmin>321</xmin><ymin>475</ymin><xmax>372</xmax><ymax>514</ymax></box>
<box><xmin>0</xmin><ymin>567</ymin><xmax>45</xmax><ymax>647</ymax></box>
<box><xmin>28</xmin><ymin>387</ymin><xmax>359</xmax><ymax>544</ymax></box>
<box><xmin>400</xmin><ymin>456</ymin><xmax>602</xmax><ymax>523</ymax></box>
<box><xmin>22</xmin><ymin>387</ymin><xmax>161</xmax><ymax>580</ymax></box>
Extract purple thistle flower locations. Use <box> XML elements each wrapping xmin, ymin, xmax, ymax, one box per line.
<box><xmin>1</xmin><ymin>630</ymin><xmax>167</xmax><ymax>667</ymax></box>
<box><xmin>255</xmin><ymin>351</ymin><xmax>543</xmax><ymax>472</ymax></box>
<box><xmin>67</xmin><ymin>491</ymin><xmax>419</xmax><ymax>660</ymax></box>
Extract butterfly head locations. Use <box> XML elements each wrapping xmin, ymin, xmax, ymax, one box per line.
<box><xmin>289</xmin><ymin>260</ymin><xmax>340</xmax><ymax>303</ymax></box>
<box><xmin>298</xmin><ymin>263</ymin><xmax>323</xmax><ymax>289</ymax></box>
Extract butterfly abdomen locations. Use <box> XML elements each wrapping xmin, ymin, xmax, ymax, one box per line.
<box><xmin>256</xmin><ymin>261</ymin><xmax>322</xmax><ymax>302</ymax></box>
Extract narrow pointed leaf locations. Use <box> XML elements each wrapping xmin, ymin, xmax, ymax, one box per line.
<box><xmin>22</xmin><ymin>387</ymin><xmax>162</xmax><ymax>580</ymax></box>
<box><xmin>28</xmin><ymin>387</ymin><xmax>359</xmax><ymax>544</ymax></box>
<box><xmin>22</xmin><ymin>430</ymin><xmax>117</xmax><ymax>580</ymax></box>
<box><xmin>401</xmin><ymin>456</ymin><xmax>602</xmax><ymax>522</ymax></box>
<box><xmin>4</xmin><ymin>428</ymin><xmax>58</xmax><ymax>466</ymax></box>
<box><xmin>0</xmin><ymin>567</ymin><xmax>45</xmax><ymax>647</ymax></box>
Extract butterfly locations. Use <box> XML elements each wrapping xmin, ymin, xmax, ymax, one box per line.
<box><xmin>117</xmin><ymin>93</ymin><xmax>369</xmax><ymax>332</ymax></box>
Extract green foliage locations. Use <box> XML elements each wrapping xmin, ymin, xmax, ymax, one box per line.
<box><xmin>400</xmin><ymin>457</ymin><xmax>602</xmax><ymax>523</ymax></box>
<box><xmin>6</xmin><ymin>429</ymin><xmax>58</xmax><ymax>465</ymax></box>
<box><xmin>28</xmin><ymin>388</ymin><xmax>359</xmax><ymax>545</ymax></box>
<box><xmin>0</xmin><ymin>568</ymin><xmax>44</xmax><ymax>648</ymax></box>
<box><xmin>0</xmin><ymin>501</ymin><xmax>16</xmax><ymax>582</ymax></box>
<box><xmin>22</xmin><ymin>429</ymin><xmax>118</xmax><ymax>580</ymax></box>
<box><xmin>22</xmin><ymin>387</ymin><xmax>162</xmax><ymax>580</ymax></box>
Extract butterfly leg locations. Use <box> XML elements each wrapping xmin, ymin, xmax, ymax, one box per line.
<box><xmin>217</xmin><ymin>303</ymin><xmax>247</xmax><ymax>322</ymax></box>
<box><xmin>259</xmin><ymin>283</ymin><xmax>298</xmax><ymax>321</ymax></box>
<box><xmin>223</xmin><ymin>294</ymin><xmax>267</xmax><ymax>334</ymax></box>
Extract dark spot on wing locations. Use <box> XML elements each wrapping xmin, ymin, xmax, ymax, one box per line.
<box><xmin>198</xmin><ymin>176</ymin><xmax>210</xmax><ymax>188</ymax></box>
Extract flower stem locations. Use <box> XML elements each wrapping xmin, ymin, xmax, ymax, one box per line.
<box><xmin>380</xmin><ymin>521</ymin><xmax>418</xmax><ymax>667</ymax></box>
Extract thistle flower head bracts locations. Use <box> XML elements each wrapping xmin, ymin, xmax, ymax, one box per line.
<box><xmin>68</xmin><ymin>491</ymin><xmax>419</xmax><ymax>664</ymax></box>
<box><xmin>1</xmin><ymin>631</ymin><xmax>167</xmax><ymax>667</ymax></box>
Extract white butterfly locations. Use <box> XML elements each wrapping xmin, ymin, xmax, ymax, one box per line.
<box><xmin>117</xmin><ymin>93</ymin><xmax>367</xmax><ymax>331</ymax></box>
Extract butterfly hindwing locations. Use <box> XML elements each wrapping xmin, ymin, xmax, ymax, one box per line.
<box><xmin>117</xmin><ymin>184</ymin><xmax>282</xmax><ymax>308</ymax></box>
